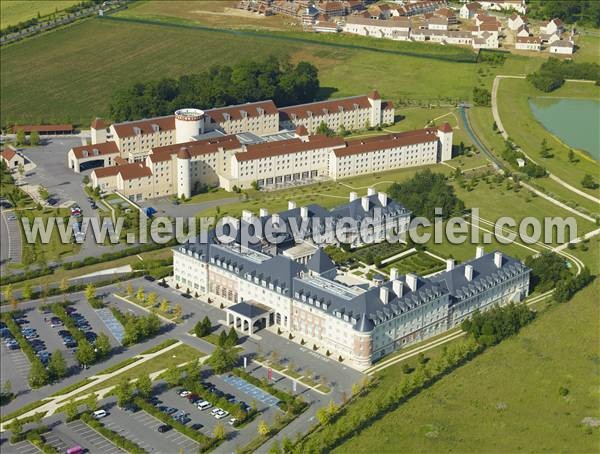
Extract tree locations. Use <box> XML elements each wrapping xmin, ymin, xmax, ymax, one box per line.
<box><xmin>136</xmin><ymin>287</ymin><xmax>145</xmax><ymax>302</ymax></box>
<box><xmin>21</xmin><ymin>282</ymin><xmax>33</xmax><ymax>301</ymax></box>
<box><xmin>206</xmin><ymin>346</ymin><xmax>239</xmax><ymax>374</ymax></box>
<box><xmin>48</xmin><ymin>350</ymin><xmax>67</xmax><ymax>380</ymax></box>
<box><xmin>30</xmin><ymin>131</ymin><xmax>40</xmax><ymax>146</ymax></box>
<box><xmin>567</xmin><ymin>149</ymin><xmax>575</xmax><ymax>162</ymax></box>
<box><xmin>159</xmin><ymin>299</ymin><xmax>170</xmax><ymax>313</ymax></box>
<box><xmin>114</xmin><ymin>377</ymin><xmax>133</xmax><ymax>407</ymax></box>
<box><xmin>94</xmin><ymin>333</ymin><xmax>111</xmax><ymax>358</ymax></box>
<box><xmin>194</xmin><ymin>319</ymin><xmax>210</xmax><ymax>338</ymax></box>
<box><xmin>59</xmin><ymin>278</ymin><xmax>69</xmax><ymax>295</ymax></box>
<box><xmin>258</xmin><ymin>419</ymin><xmax>270</xmax><ymax>437</ymax></box>
<box><xmin>16</xmin><ymin>129</ymin><xmax>26</xmax><ymax>146</ymax></box>
<box><xmin>126</xmin><ymin>282</ymin><xmax>134</xmax><ymax>297</ymax></box>
<box><xmin>7</xmin><ymin>417</ymin><xmax>23</xmax><ymax>438</ymax></box>
<box><xmin>17</xmin><ymin>163</ymin><xmax>25</xmax><ymax>179</ymax></box>
<box><xmin>147</xmin><ymin>292</ymin><xmax>157</xmax><ymax>307</ymax></box>
<box><xmin>85</xmin><ymin>283</ymin><xmax>96</xmax><ymax>302</ymax></box>
<box><xmin>136</xmin><ymin>374</ymin><xmax>153</xmax><ymax>399</ymax></box>
<box><xmin>163</xmin><ymin>366</ymin><xmax>181</xmax><ymax>387</ymax></box>
<box><xmin>82</xmin><ymin>175</ymin><xmax>90</xmax><ymax>185</ymax></box>
<box><xmin>3</xmin><ymin>380</ymin><xmax>12</xmax><ymax>398</ymax></box>
<box><xmin>38</xmin><ymin>185</ymin><xmax>49</xmax><ymax>201</ymax></box>
<box><xmin>226</xmin><ymin>327</ymin><xmax>239</xmax><ymax>347</ymax></box>
<box><xmin>64</xmin><ymin>398</ymin><xmax>79</xmax><ymax>421</ymax></box>
<box><xmin>218</xmin><ymin>330</ymin><xmax>228</xmax><ymax>347</ymax></box>
<box><xmin>75</xmin><ymin>338</ymin><xmax>96</xmax><ymax>367</ymax></box>
<box><xmin>316</xmin><ymin>121</ymin><xmax>334</xmax><ymax>137</ymax></box>
<box><xmin>540</xmin><ymin>139</ymin><xmax>552</xmax><ymax>158</ymax></box>
<box><xmin>472</xmin><ymin>87</ymin><xmax>491</xmax><ymax>106</ymax></box>
<box><xmin>29</xmin><ymin>359</ymin><xmax>49</xmax><ymax>388</ymax></box>
<box><xmin>581</xmin><ymin>174</ymin><xmax>598</xmax><ymax>189</ymax></box>
<box><xmin>3</xmin><ymin>284</ymin><xmax>13</xmax><ymax>304</ymax></box>
<box><xmin>173</xmin><ymin>303</ymin><xmax>183</xmax><ymax>320</ymax></box>
<box><xmin>492</xmin><ymin>121</ymin><xmax>498</xmax><ymax>132</ymax></box>
<box><xmin>213</xmin><ymin>422</ymin><xmax>226</xmax><ymax>440</ymax></box>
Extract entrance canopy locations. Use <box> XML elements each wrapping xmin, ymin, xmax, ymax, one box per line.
<box><xmin>225</xmin><ymin>300</ymin><xmax>273</xmax><ymax>335</ymax></box>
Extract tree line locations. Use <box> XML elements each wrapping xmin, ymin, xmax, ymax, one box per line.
<box><xmin>109</xmin><ymin>56</ymin><xmax>320</xmax><ymax>122</ymax></box>
<box><xmin>527</xmin><ymin>0</ymin><xmax>600</xmax><ymax>27</ymax></box>
<box><xmin>527</xmin><ymin>58</ymin><xmax>600</xmax><ymax>92</ymax></box>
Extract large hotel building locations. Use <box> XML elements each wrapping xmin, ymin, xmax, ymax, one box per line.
<box><xmin>173</xmin><ymin>191</ymin><xmax>531</xmax><ymax>368</ymax></box>
<box><xmin>68</xmin><ymin>91</ymin><xmax>453</xmax><ymax>202</ymax></box>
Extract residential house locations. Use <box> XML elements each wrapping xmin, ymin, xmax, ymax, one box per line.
<box><xmin>515</xmin><ymin>36</ymin><xmax>541</xmax><ymax>51</ymax></box>
<box><xmin>549</xmin><ymin>39</ymin><xmax>574</xmax><ymax>55</ymax></box>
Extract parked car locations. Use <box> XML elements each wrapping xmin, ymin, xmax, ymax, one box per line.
<box><xmin>197</xmin><ymin>401</ymin><xmax>212</xmax><ymax>411</ymax></box>
<box><xmin>178</xmin><ymin>416</ymin><xmax>191</xmax><ymax>425</ymax></box>
<box><xmin>228</xmin><ymin>418</ymin><xmax>238</xmax><ymax>426</ymax></box>
<box><xmin>157</xmin><ymin>424</ymin><xmax>172</xmax><ymax>433</ymax></box>
<box><xmin>178</xmin><ymin>390</ymin><xmax>191</xmax><ymax>397</ymax></box>
<box><xmin>144</xmin><ymin>275</ymin><xmax>155</xmax><ymax>282</ymax></box>
<box><xmin>215</xmin><ymin>410</ymin><xmax>229</xmax><ymax>420</ymax></box>
<box><xmin>92</xmin><ymin>409</ymin><xmax>107</xmax><ymax>419</ymax></box>
<box><xmin>191</xmin><ymin>423</ymin><xmax>204</xmax><ymax>431</ymax></box>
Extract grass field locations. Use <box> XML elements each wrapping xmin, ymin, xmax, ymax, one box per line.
<box><xmin>496</xmin><ymin>79</ymin><xmax>600</xmax><ymax>199</ymax></box>
<box><xmin>333</xmin><ymin>279</ymin><xmax>600</xmax><ymax>453</ymax></box>
<box><xmin>0</xmin><ymin>9</ymin><xmax>546</xmax><ymax>126</ymax></box>
<box><xmin>0</xmin><ymin>1</ymin><xmax>79</xmax><ymax>28</ymax></box>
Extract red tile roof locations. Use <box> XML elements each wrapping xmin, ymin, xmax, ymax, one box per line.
<box><xmin>91</xmin><ymin>118</ymin><xmax>107</xmax><ymax>130</ymax></box>
<box><xmin>516</xmin><ymin>36</ymin><xmax>540</xmax><ymax>44</ymax></box>
<box><xmin>112</xmin><ymin>116</ymin><xmax>175</xmax><ymax>139</ymax></box>
<box><xmin>0</xmin><ymin>149</ymin><xmax>17</xmax><ymax>161</ymax></box>
<box><xmin>205</xmin><ymin>100</ymin><xmax>278</xmax><ymax>123</ymax></box>
<box><xmin>279</xmin><ymin>95</ymin><xmax>377</xmax><ymax>121</ymax></box>
<box><xmin>118</xmin><ymin>163</ymin><xmax>153</xmax><ymax>181</ymax></box>
<box><xmin>70</xmin><ymin>141</ymin><xmax>120</xmax><ymax>159</ymax></box>
<box><xmin>91</xmin><ymin>166</ymin><xmax>121</xmax><ymax>178</ymax></box>
<box><xmin>438</xmin><ymin>122</ymin><xmax>452</xmax><ymax>133</ymax></box>
<box><xmin>334</xmin><ymin>128</ymin><xmax>439</xmax><ymax>158</ymax></box>
<box><xmin>149</xmin><ymin>135</ymin><xmax>241</xmax><ymax>163</ymax></box>
<box><xmin>236</xmin><ymin>134</ymin><xmax>345</xmax><ymax>162</ymax></box>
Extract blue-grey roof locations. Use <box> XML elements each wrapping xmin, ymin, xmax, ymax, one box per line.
<box><xmin>228</xmin><ymin>301</ymin><xmax>269</xmax><ymax>318</ymax></box>
<box><xmin>307</xmin><ymin>248</ymin><xmax>336</xmax><ymax>275</ymax></box>
<box><xmin>329</xmin><ymin>193</ymin><xmax>410</xmax><ymax>221</ymax></box>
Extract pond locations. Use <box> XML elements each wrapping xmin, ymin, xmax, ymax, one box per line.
<box><xmin>529</xmin><ymin>97</ymin><xmax>600</xmax><ymax>161</ymax></box>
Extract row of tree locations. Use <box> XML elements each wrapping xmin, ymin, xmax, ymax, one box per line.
<box><xmin>527</xmin><ymin>58</ymin><xmax>600</xmax><ymax>92</ymax></box>
<box><xmin>109</xmin><ymin>56</ymin><xmax>320</xmax><ymax>122</ymax></box>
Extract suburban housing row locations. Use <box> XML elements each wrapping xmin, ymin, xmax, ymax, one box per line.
<box><xmin>69</xmin><ymin>91</ymin><xmax>453</xmax><ymax>201</ymax></box>
<box><xmin>173</xmin><ymin>192</ymin><xmax>531</xmax><ymax>368</ymax></box>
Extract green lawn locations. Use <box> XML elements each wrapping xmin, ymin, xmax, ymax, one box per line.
<box><xmin>0</xmin><ymin>9</ymin><xmax>545</xmax><ymax>126</ymax></box>
<box><xmin>496</xmin><ymin>79</ymin><xmax>600</xmax><ymax>199</ymax></box>
<box><xmin>331</xmin><ymin>279</ymin><xmax>600</xmax><ymax>453</ymax></box>
<box><xmin>573</xmin><ymin>34</ymin><xmax>600</xmax><ymax>64</ymax></box>
<box><xmin>0</xmin><ymin>1</ymin><xmax>79</xmax><ymax>28</ymax></box>
<box><xmin>381</xmin><ymin>251</ymin><xmax>445</xmax><ymax>276</ymax></box>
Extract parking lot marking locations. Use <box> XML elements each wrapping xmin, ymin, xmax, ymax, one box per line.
<box><xmin>8</xmin><ymin>440</ymin><xmax>41</xmax><ymax>454</ymax></box>
<box><xmin>222</xmin><ymin>375</ymin><xmax>280</xmax><ymax>407</ymax></box>
<box><xmin>66</xmin><ymin>420</ymin><xmax>124</xmax><ymax>454</ymax></box>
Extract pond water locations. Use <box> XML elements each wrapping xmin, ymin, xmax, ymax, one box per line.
<box><xmin>529</xmin><ymin>97</ymin><xmax>600</xmax><ymax>161</ymax></box>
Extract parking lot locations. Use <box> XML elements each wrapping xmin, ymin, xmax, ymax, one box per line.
<box><xmin>64</xmin><ymin>419</ymin><xmax>124</xmax><ymax>454</ymax></box>
<box><xmin>3</xmin><ymin>440</ymin><xmax>39</xmax><ymax>454</ymax></box>
<box><xmin>0</xmin><ymin>342</ymin><xmax>31</xmax><ymax>394</ymax></box>
<box><xmin>102</xmin><ymin>405</ymin><xmax>198</xmax><ymax>454</ymax></box>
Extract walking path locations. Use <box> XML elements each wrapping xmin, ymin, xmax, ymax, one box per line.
<box><xmin>491</xmin><ymin>75</ymin><xmax>600</xmax><ymax>205</ymax></box>
<box><xmin>380</xmin><ymin>248</ymin><xmax>416</xmax><ymax>265</ymax></box>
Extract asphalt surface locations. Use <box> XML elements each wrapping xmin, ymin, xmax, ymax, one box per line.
<box><xmin>1</xmin><ymin>277</ymin><xmax>365</xmax><ymax>451</ymax></box>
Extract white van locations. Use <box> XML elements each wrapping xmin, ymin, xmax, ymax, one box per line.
<box><xmin>197</xmin><ymin>401</ymin><xmax>212</xmax><ymax>411</ymax></box>
<box><xmin>92</xmin><ymin>409</ymin><xmax>107</xmax><ymax>419</ymax></box>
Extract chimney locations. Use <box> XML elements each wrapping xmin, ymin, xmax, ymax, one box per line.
<box><xmin>465</xmin><ymin>264</ymin><xmax>473</xmax><ymax>281</ymax></box>
<box><xmin>494</xmin><ymin>251</ymin><xmax>503</xmax><ymax>268</ymax></box>
<box><xmin>288</xmin><ymin>200</ymin><xmax>297</xmax><ymax>210</ymax></box>
<box><xmin>476</xmin><ymin>246</ymin><xmax>485</xmax><ymax>258</ymax></box>
<box><xmin>406</xmin><ymin>273</ymin><xmax>418</xmax><ymax>291</ymax></box>
<box><xmin>378</xmin><ymin>192</ymin><xmax>388</xmax><ymax>207</ymax></box>
<box><xmin>241</xmin><ymin>210</ymin><xmax>252</xmax><ymax>221</ymax></box>
<box><xmin>393</xmin><ymin>280</ymin><xmax>403</xmax><ymax>297</ymax></box>
<box><xmin>300</xmin><ymin>206</ymin><xmax>309</xmax><ymax>219</ymax></box>
<box><xmin>446</xmin><ymin>259</ymin><xmax>455</xmax><ymax>272</ymax></box>
<box><xmin>349</xmin><ymin>192</ymin><xmax>358</xmax><ymax>202</ymax></box>
<box><xmin>361</xmin><ymin>196</ymin><xmax>369</xmax><ymax>212</ymax></box>
<box><xmin>259</xmin><ymin>208</ymin><xmax>269</xmax><ymax>217</ymax></box>
<box><xmin>390</xmin><ymin>267</ymin><xmax>398</xmax><ymax>281</ymax></box>
<box><xmin>367</xmin><ymin>187</ymin><xmax>376</xmax><ymax>196</ymax></box>
<box><xmin>379</xmin><ymin>286</ymin><xmax>389</xmax><ymax>304</ymax></box>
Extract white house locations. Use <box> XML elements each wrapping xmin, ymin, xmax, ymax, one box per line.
<box><xmin>516</xmin><ymin>24</ymin><xmax>530</xmax><ymax>38</ymax></box>
<box><xmin>473</xmin><ymin>31</ymin><xmax>498</xmax><ymax>49</ymax></box>
<box><xmin>515</xmin><ymin>36</ymin><xmax>541</xmax><ymax>51</ymax></box>
<box><xmin>541</xmin><ymin>32</ymin><xmax>560</xmax><ymax>44</ymax></box>
<box><xmin>478</xmin><ymin>0</ymin><xmax>527</xmax><ymax>14</ymax></box>
<box><xmin>549</xmin><ymin>40</ymin><xmax>574</xmax><ymax>55</ymax></box>
<box><xmin>427</xmin><ymin>16</ymin><xmax>449</xmax><ymax>31</ymax></box>
<box><xmin>460</xmin><ymin>2</ymin><xmax>481</xmax><ymax>19</ymax></box>
<box><xmin>508</xmin><ymin>13</ymin><xmax>526</xmax><ymax>31</ymax></box>
<box><xmin>542</xmin><ymin>18</ymin><xmax>564</xmax><ymax>35</ymax></box>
